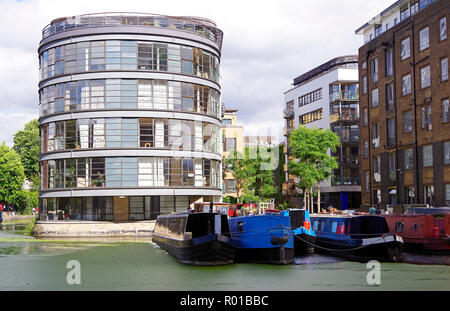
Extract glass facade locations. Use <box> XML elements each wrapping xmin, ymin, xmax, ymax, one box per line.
<box><xmin>40</xmin><ymin>40</ymin><xmax>220</xmax><ymax>83</ymax></box>
<box><xmin>39</xmin><ymin>14</ymin><xmax>223</xmax><ymax>222</ymax></box>
<box><xmin>40</xmin><ymin>78</ymin><xmax>221</xmax><ymax>119</ymax></box>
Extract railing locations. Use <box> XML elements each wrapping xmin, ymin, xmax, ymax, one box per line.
<box><xmin>283</xmin><ymin>108</ymin><xmax>294</xmax><ymax>119</ymax></box>
<box><xmin>329</xmin><ymin>91</ymin><xmax>359</xmax><ymax>103</ymax></box>
<box><xmin>329</xmin><ymin>112</ymin><xmax>359</xmax><ymax>123</ymax></box>
<box><xmin>332</xmin><ymin>178</ymin><xmax>360</xmax><ymax>186</ymax></box>
<box><xmin>41</xmin><ymin>13</ymin><xmax>223</xmax><ymax>49</ymax></box>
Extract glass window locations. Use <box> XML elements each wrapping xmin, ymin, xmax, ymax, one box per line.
<box><xmin>385</xmin><ymin>48</ymin><xmax>393</xmax><ymax>76</ymax></box>
<box><xmin>441</xmin><ymin>58</ymin><xmax>448</xmax><ymax>82</ymax></box>
<box><xmin>419</xmin><ymin>27</ymin><xmax>430</xmax><ymax>51</ymax></box>
<box><xmin>445</xmin><ymin>184</ymin><xmax>450</xmax><ymax>206</ymax></box>
<box><xmin>403</xmin><ymin>111</ymin><xmax>413</xmax><ymax>132</ymax></box>
<box><xmin>362</xmin><ymin>108</ymin><xmax>368</xmax><ymax>126</ymax></box>
<box><xmin>404</xmin><ymin>148</ymin><xmax>414</xmax><ymax>170</ymax></box>
<box><xmin>439</xmin><ymin>17</ymin><xmax>447</xmax><ymax>41</ymax></box>
<box><xmin>423</xmin><ymin>145</ymin><xmax>433</xmax><ymax>167</ymax></box>
<box><xmin>401</xmin><ymin>37</ymin><xmax>410</xmax><ymax>60</ymax></box>
<box><xmin>402</xmin><ymin>74</ymin><xmax>412</xmax><ymax>95</ymax></box>
<box><xmin>388</xmin><ymin>152</ymin><xmax>396</xmax><ymax>181</ymax></box>
<box><xmin>371</xmin><ymin>88</ymin><xmax>379</xmax><ymax>107</ymax></box>
<box><xmin>362</xmin><ymin>76</ymin><xmax>367</xmax><ymax>94</ymax></box>
<box><xmin>370</xmin><ymin>57</ymin><xmax>378</xmax><ymax>83</ymax></box>
<box><xmin>363</xmin><ymin>140</ymin><xmax>369</xmax><ymax>158</ymax></box>
<box><xmin>387</xmin><ymin>118</ymin><xmax>396</xmax><ymax>147</ymax></box>
<box><xmin>442</xmin><ymin>99</ymin><xmax>450</xmax><ymax>123</ymax></box>
<box><xmin>386</xmin><ymin>82</ymin><xmax>394</xmax><ymax>111</ymax></box>
<box><xmin>444</xmin><ymin>141</ymin><xmax>450</xmax><ymax>164</ymax></box>
<box><xmin>420</xmin><ymin>65</ymin><xmax>431</xmax><ymax>89</ymax></box>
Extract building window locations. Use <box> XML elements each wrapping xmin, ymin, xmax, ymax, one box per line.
<box><xmin>423</xmin><ymin>145</ymin><xmax>433</xmax><ymax>167</ymax></box>
<box><xmin>371</xmin><ymin>89</ymin><xmax>379</xmax><ymax>107</ymax></box>
<box><xmin>404</xmin><ymin>148</ymin><xmax>414</xmax><ymax>170</ymax></box>
<box><xmin>385</xmin><ymin>48</ymin><xmax>393</xmax><ymax>76</ymax></box>
<box><xmin>372</xmin><ymin>123</ymin><xmax>379</xmax><ymax>148</ymax></box>
<box><xmin>424</xmin><ymin>185</ymin><xmax>434</xmax><ymax>206</ymax></box>
<box><xmin>401</xmin><ymin>37</ymin><xmax>411</xmax><ymax>60</ymax></box>
<box><xmin>402</xmin><ymin>74</ymin><xmax>412</xmax><ymax>95</ymax></box>
<box><xmin>420</xmin><ymin>65</ymin><xmax>431</xmax><ymax>89</ymax></box>
<box><xmin>362</xmin><ymin>76</ymin><xmax>367</xmax><ymax>94</ymax></box>
<box><xmin>400</xmin><ymin>5</ymin><xmax>410</xmax><ymax>22</ymax></box>
<box><xmin>446</xmin><ymin>184</ymin><xmax>450</xmax><ymax>206</ymax></box>
<box><xmin>419</xmin><ymin>27</ymin><xmax>430</xmax><ymax>51</ymax></box>
<box><xmin>441</xmin><ymin>58</ymin><xmax>448</xmax><ymax>82</ymax></box>
<box><xmin>421</xmin><ymin>105</ymin><xmax>432</xmax><ymax>130</ymax></box>
<box><xmin>403</xmin><ymin>110</ymin><xmax>413</xmax><ymax>132</ymax></box>
<box><xmin>222</xmin><ymin>119</ymin><xmax>232</xmax><ymax>125</ymax></box>
<box><xmin>410</xmin><ymin>0</ymin><xmax>419</xmax><ymax>15</ymax></box>
<box><xmin>387</xmin><ymin>118</ymin><xmax>396</xmax><ymax>147</ymax></box>
<box><xmin>405</xmin><ymin>186</ymin><xmax>415</xmax><ymax>204</ymax></box>
<box><xmin>370</xmin><ymin>57</ymin><xmax>378</xmax><ymax>83</ymax></box>
<box><xmin>373</xmin><ymin>156</ymin><xmax>381</xmax><ymax>183</ymax></box>
<box><xmin>299</xmin><ymin>108</ymin><xmax>323</xmax><ymax>125</ymax></box>
<box><xmin>362</xmin><ymin>108</ymin><xmax>368</xmax><ymax>126</ymax></box>
<box><xmin>440</xmin><ymin>17</ymin><xmax>447</xmax><ymax>41</ymax></box>
<box><xmin>298</xmin><ymin>88</ymin><xmax>322</xmax><ymax>107</ymax></box>
<box><xmin>442</xmin><ymin>99</ymin><xmax>450</xmax><ymax>123</ymax></box>
<box><xmin>362</xmin><ymin>61</ymin><xmax>367</xmax><ymax>70</ymax></box>
<box><xmin>364</xmin><ymin>170</ymin><xmax>370</xmax><ymax>192</ymax></box>
<box><xmin>225</xmin><ymin>138</ymin><xmax>236</xmax><ymax>152</ymax></box>
<box><xmin>227</xmin><ymin>179</ymin><xmax>237</xmax><ymax>193</ymax></box>
<box><xmin>443</xmin><ymin>141</ymin><xmax>450</xmax><ymax>164</ymax></box>
<box><xmin>388</xmin><ymin>152</ymin><xmax>396</xmax><ymax>181</ymax></box>
<box><xmin>375</xmin><ymin>24</ymin><xmax>382</xmax><ymax>37</ymax></box>
<box><xmin>386</xmin><ymin>82</ymin><xmax>394</xmax><ymax>111</ymax></box>
<box><xmin>363</xmin><ymin>140</ymin><xmax>369</xmax><ymax>158</ymax></box>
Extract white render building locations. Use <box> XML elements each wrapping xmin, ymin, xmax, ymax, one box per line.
<box><xmin>283</xmin><ymin>56</ymin><xmax>361</xmax><ymax>210</ymax></box>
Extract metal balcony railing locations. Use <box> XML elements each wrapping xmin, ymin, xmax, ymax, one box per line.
<box><xmin>283</xmin><ymin>108</ymin><xmax>294</xmax><ymax>119</ymax></box>
<box><xmin>329</xmin><ymin>111</ymin><xmax>360</xmax><ymax>123</ymax></box>
<box><xmin>329</xmin><ymin>91</ymin><xmax>359</xmax><ymax>103</ymax></box>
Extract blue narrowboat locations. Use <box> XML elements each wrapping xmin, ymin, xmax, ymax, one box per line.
<box><xmin>152</xmin><ymin>212</ymin><xmax>235</xmax><ymax>265</ymax></box>
<box><xmin>282</xmin><ymin>209</ymin><xmax>316</xmax><ymax>254</ymax></box>
<box><xmin>310</xmin><ymin>214</ymin><xmax>404</xmax><ymax>262</ymax></box>
<box><xmin>228</xmin><ymin>210</ymin><xmax>294</xmax><ymax>264</ymax></box>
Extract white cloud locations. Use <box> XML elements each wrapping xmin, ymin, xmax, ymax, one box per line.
<box><xmin>0</xmin><ymin>0</ymin><xmax>395</xmax><ymax>145</ymax></box>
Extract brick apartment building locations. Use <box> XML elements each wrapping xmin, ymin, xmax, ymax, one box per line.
<box><xmin>356</xmin><ymin>0</ymin><xmax>449</xmax><ymax>207</ymax></box>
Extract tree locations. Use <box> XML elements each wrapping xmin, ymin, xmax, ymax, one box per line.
<box><xmin>0</xmin><ymin>142</ymin><xmax>26</xmax><ymax>208</ymax></box>
<box><xmin>226</xmin><ymin>147</ymin><xmax>277</xmax><ymax>203</ymax></box>
<box><xmin>288</xmin><ymin>125</ymin><xmax>340</xmax><ymax>213</ymax></box>
<box><xmin>13</xmin><ymin>119</ymin><xmax>40</xmax><ymax>181</ymax></box>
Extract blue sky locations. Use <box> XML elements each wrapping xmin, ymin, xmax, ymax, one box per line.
<box><xmin>0</xmin><ymin>0</ymin><xmax>394</xmax><ymax>146</ymax></box>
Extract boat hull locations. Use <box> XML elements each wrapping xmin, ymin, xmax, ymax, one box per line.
<box><xmin>314</xmin><ymin>234</ymin><xmax>403</xmax><ymax>262</ymax></box>
<box><xmin>293</xmin><ymin>233</ymin><xmax>315</xmax><ymax>255</ymax></box>
<box><xmin>152</xmin><ymin>234</ymin><xmax>235</xmax><ymax>266</ymax></box>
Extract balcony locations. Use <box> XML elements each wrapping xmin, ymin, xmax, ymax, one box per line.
<box><xmin>332</xmin><ymin>177</ymin><xmax>360</xmax><ymax>186</ymax></box>
<box><xmin>283</xmin><ymin>108</ymin><xmax>295</xmax><ymax>119</ymax></box>
<box><xmin>283</xmin><ymin>126</ymin><xmax>294</xmax><ymax>137</ymax></box>
<box><xmin>329</xmin><ymin>91</ymin><xmax>359</xmax><ymax>103</ymax></box>
<box><xmin>329</xmin><ymin>111</ymin><xmax>360</xmax><ymax>124</ymax></box>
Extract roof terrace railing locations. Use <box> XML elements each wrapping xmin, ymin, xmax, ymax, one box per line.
<box><xmin>41</xmin><ymin>13</ymin><xmax>223</xmax><ymax>49</ymax></box>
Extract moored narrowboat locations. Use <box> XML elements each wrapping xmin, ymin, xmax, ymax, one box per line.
<box><xmin>384</xmin><ymin>207</ymin><xmax>450</xmax><ymax>253</ymax></box>
<box><xmin>282</xmin><ymin>209</ymin><xmax>316</xmax><ymax>254</ymax></box>
<box><xmin>152</xmin><ymin>212</ymin><xmax>235</xmax><ymax>265</ymax></box>
<box><xmin>310</xmin><ymin>214</ymin><xmax>403</xmax><ymax>262</ymax></box>
<box><xmin>228</xmin><ymin>210</ymin><xmax>294</xmax><ymax>264</ymax></box>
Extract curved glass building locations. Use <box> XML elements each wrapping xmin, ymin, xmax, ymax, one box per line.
<box><xmin>38</xmin><ymin>13</ymin><xmax>223</xmax><ymax>221</ymax></box>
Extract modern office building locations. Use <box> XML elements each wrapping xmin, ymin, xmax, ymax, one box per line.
<box><xmin>283</xmin><ymin>56</ymin><xmax>361</xmax><ymax>209</ymax></box>
<box><xmin>38</xmin><ymin>13</ymin><xmax>223</xmax><ymax>221</ymax></box>
<box><xmin>356</xmin><ymin>0</ymin><xmax>449</xmax><ymax>207</ymax></box>
<box><xmin>222</xmin><ymin>108</ymin><xmax>244</xmax><ymax>198</ymax></box>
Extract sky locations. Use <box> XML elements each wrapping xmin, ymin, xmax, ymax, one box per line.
<box><xmin>0</xmin><ymin>0</ymin><xmax>395</xmax><ymax>146</ymax></box>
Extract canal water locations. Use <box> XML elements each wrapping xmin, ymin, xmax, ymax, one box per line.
<box><xmin>0</xmin><ymin>221</ymin><xmax>449</xmax><ymax>291</ymax></box>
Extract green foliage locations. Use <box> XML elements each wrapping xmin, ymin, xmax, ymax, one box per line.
<box><xmin>226</xmin><ymin>147</ymin><xmax>277</xmax><ymax>203</ymax></box>
<box><xmin>288</xmin><ymin>125</ymin><xmax>341</xmax><ymax>190</ymax></box>
<box><xmin>13</xmin><ymin>119</ymin><xmax>40</xmax><ymax>181</ymax></box>
<box><xmin>11</xmin><ymin>190</ymin><xmax>38</xmax><ymax>215</ymax></box>
<box><xmin>223</xmin><ymin>196</ymin><xmax>237</xmax><ymax>204</ymax></box>
<box><xmin>24</xmin><ymin>217</ymin><xmax>37</xmax><ymax>236</ymax></box>
<box><xmin>0</xmin><ymin>143</ymin><xmax>26</xmax><ymax>206</ymax></box>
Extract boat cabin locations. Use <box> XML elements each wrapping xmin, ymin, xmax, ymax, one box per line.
<box><xmin>154</xmin><ymin>212</ymin><xmax>231</xmax><ymax>240</ymax></box>
<box><xmin>193</xmin><ymin>202</ymin><xmax>231</xmax><ymax>215</ymax></box>
<box><xmin>311</xmin><ymin>215</ymin><xmax>390</xmax><ymax>238</ymax></box>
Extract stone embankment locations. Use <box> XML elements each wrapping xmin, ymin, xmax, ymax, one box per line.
<box><xmin>33</xmin><ymin>220</ymin><xmax>155</xmax><ymax>237</ymax></box>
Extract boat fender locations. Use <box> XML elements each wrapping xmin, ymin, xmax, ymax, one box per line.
<box><xmin>271</xmin><ymin>235</ymin><xmax>290</xmax><ymax>246</ymax></box>
<box><xmin>336</xmin><ymin>224</ymin><xmax>340</xmax><ymax>234</ymax></box>
<box><xmin>340</xmin><ymin>224</ymin><xmax>345</xmax><ymax>234</ymax></box>
<box><xmin>432</xmin><ymin>226</ymin><xmax>439</xmax><ymax>239</ymax></box>
<box><xmin>303</xmin><ymin>221</ymin><xmax>310</xmax><ymax>231</ymax></box>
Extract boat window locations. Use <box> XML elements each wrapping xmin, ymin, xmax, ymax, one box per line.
<box><xmin>413</xmin><ymin>223</ymin><xmax>418</xmax><ymax>231</ymax></box>
<box><xmin>237</xmin><ymin>221</ymin><xmax>244</xmax><ymax>232</ymax></box>
<box><xmin>313</xmin><ymin>221</ymin><xmax>319</xmax><ymax>231</ymax></box>
<box><xmin>320</xmin><ymin>220</ymin><xmax>325</xmax><ymax>232</ymax></box>
<box><xmin>331</xmin><ymin>221</ymin><xmax>338</xmax><ymax>233</ymax></box>
<box><xmin>395</xmin><ymin>221</ymin><xmax>404</xmax><ymax>233</ymax></box>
